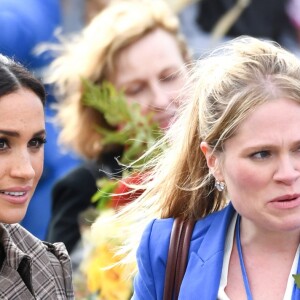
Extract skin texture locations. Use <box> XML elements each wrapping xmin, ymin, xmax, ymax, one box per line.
<box><xmin>202</xmin><ymin>98</ymin><xmax>300</xmax><ymax>234</ymax></box>
<box><xmin>0</xmin><ymin>88</ymin><xmax>45</xmax><ymax>224</ymax></box>
<box><xmin>220</xmin><ymin>98</ymin><xmax>300</xmax><ymax>234</ymax></box>
<box><xmin>202</xmin><ymin>98</ymin><xmax>300</xmax><ymax>299</ymax></box>
<box><xmin>111</xmin><ymin>28</ymin><xmax>188</xmax><ymax>129</ymax></box>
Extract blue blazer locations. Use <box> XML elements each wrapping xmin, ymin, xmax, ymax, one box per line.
<box><xmin>132</xmin><ymin>203</ymin><xmax>235</xmax><ymax>300</ymax></box>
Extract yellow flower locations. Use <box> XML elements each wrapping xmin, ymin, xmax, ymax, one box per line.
<box><xmin>84</xmin><ymin>244</ymin><xmax>133</xmax><ymax>300</ymax></box>
<box><xmin>81</xmin><ymin>209</ymin><xmax>135</xmax><ymax>300</ymax></box>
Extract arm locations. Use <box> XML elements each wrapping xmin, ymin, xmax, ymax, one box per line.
<box><xmin>132</xmin><ymin>218</ymin><xmax>174</xmax><ymax>300</ymax></box>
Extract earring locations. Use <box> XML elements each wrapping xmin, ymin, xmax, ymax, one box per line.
<box><xmin>215</xmin><ymin>180</ymin><xmax>225</xmax><ymax>192</ymax></box>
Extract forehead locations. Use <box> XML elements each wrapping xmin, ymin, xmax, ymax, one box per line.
<box><xmin>0</xmin><ymin>88</ymin><xmax>44</xmax><ymax>127</ymax></box>
<box><xmin>111</xmin><ymin>28</ymin><xmax>184</xmax><ymax>82</ymax></box>
<box><xmin>226</xmin><ymin>98</ymin><xmax>300</xmax><ymax>147</ymax></box>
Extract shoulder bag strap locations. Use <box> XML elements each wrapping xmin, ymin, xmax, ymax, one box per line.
<box><xmin>163</xmin><ymin>217</ymin><xmax>196</xmax><ymax>300</ymax></box>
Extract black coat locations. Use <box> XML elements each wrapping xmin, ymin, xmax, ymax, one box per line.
<box><xmin>46</xmin><ymin>151</ymin><xmax>122</xmax><ymax>253</ymax></box>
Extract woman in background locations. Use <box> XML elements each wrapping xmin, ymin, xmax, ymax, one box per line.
<box><xmin>114</xmin><ymin>36</ymin><xmax>300</xmax><ymax>299</ymax></box>
<box><xmin>45</xmin><ymin>0</ymin><xmax>191</xmax><ymax>256</ymax></box>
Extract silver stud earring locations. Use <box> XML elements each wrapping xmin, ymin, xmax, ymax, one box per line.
<box><xmin>215</xmin><ymin>180</ymin><xmax>225</xmax><ymax>192</ymax></box>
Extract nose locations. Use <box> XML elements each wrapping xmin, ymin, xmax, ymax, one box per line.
<box><xmin>149</xmin><ymin>81</ymin><xmax>172</xmax><ymax>110</ymax></box>
<box><xmin>10</xmin><ymin>150</ymin><xmax>35</xmax><ymax>180</ymax></box>
<box><xmin>273</xmin><ymin>155</ymin><xmax>300</xmax><ymax>185</ymax></box>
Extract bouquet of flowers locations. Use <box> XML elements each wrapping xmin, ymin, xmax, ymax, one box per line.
<box><xmin>73</xmin><ymin>80</ymin><xmax>165</xmax><ymax>299</ymax></box>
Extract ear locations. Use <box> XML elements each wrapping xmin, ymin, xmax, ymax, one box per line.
<box><xmin>200</xmin><ymin>142</ymin><xmax>224</xmax><ymax>181</ymax></box>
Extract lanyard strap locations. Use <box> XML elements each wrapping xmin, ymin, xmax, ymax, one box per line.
<box><xmin>236</xmin><ymin>215</ymin><xmax>253</xmax><ymax>300</ymax></box>
<box><xmin>236</xmin><ymin>215</ymin><xmax>300</xmax><ymax>300</ymax></box>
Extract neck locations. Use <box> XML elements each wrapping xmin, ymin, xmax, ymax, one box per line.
<box><xmin>240</xmin><ymin>216</ymin><xmax>300</xmax><ymax>253</ymax></box>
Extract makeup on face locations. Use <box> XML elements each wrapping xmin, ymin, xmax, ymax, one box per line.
<box><xmin>0</xmin><ymin>88</ymin><xmax>45</xmax><ymax>224</ymax></box>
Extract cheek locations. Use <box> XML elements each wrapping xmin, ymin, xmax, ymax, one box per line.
<box><xmin>32</xmin><ymin>152</ymin><xmax>44</xmax><ymax>182</ymax></box>
<box><xmin>225</xmin><ymin>161</ymin><xmax>269</xmax><ymax>196</ymax></box>
<box><xmin>126</xmin><ymin>94</ymin><xmax>150</xmax><ymax>111</ymax></box>
<box><xmin>164</xmin><ymin>81</ymin><xmax>184</xmax><ymax>98</ymax></box>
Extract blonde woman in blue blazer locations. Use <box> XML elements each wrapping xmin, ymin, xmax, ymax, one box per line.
<box><xmin>114</xmin><ymin>36</ymin><xmax>300</xmax><ymax>300</ymax></box>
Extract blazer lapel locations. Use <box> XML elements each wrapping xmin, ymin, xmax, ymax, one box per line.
<box><xmin>179</xmin><ymin>203</ymin><xmax>235</xmax><ymax>300</ymax></box>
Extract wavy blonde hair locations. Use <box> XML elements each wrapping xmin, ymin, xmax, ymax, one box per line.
<box><xmin>109</xmin><ymin>36</ymin><xmax>300</xmax><ymax>266</ymax></box>
<box><xmin>43</xmin><ymin>0</ymin><xmax>190</xmax><ymax>159</ymax></box>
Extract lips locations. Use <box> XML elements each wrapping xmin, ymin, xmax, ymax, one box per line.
<box><xmin>0</xmin><ymin>186</ymin><xmax>32</xmax><ymax>205</ymax></box>
<box><xmin>0</xmin><ymin>191</ymin><xmax>26</xmax><ymax>196</ymax></box>
<box><xmin>269</xmin><ymin>194</ymin><xmax>300</xmax><ymax>209</ymax></box>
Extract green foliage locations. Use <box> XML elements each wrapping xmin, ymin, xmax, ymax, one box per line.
<box><xmin>91</xmin><ymin>178</ymin><xmax>118</xmax><ymax>211</ymax></box>
<box><xmin>82</xmin><ymin>79</ymin><xmax>165</xmax><ymax>209</ymax></box>
<box><xmin>293</xmin><ymin>274</ymin><xmax>300</xmax><ymax>288</ymax></box>
<box><xmin>82</xmin><ymin>79</ymin><xmax>163</xmax><ymax>165</ymax></box>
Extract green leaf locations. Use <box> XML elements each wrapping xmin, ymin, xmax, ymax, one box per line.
<box><xmin>293</xmin><ymin>274</ymin><xmax>300</xmax><ymax>288</ymax></box>
<box><xmin>82</xmin><ymin>79</ymin><xmax>132</xmax><ymax>126</ymax></box>
<box><xmin>81</xmin><ymin>78</ymin><xmax>168</xmax><ymax>209</ymax></box>
<box><xmin>91</xmin><ymin>179</ymin><xmax>118</xmax><ymax>210</ymax></box>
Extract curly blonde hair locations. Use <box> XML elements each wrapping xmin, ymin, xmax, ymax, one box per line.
<box><xmin>43</xmin><ymin>0</ymin><xmax>190</xmax><ymax>159</ymax></box>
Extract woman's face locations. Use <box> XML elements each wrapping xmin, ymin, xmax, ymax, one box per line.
<box><xmin>111</xmin><ymin>28</ymin><xmax>188</xmax><ymax>129</ymax></box>
<box><xmin>0</xmin><ymin>88</ymin><xmax>45</xmax><ymax>224</ymax></box>
<box><xmin>208</xmin><ymin>98</ymin><xmax>300</xmax><ymax>233</ymax></box>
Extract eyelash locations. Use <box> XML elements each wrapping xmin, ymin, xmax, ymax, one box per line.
<box><xmin>0</xmin><ymin>137</ymin><xmax>47</xmax><ymax>152</ymax></box>
<box><xmin>249</xmin><ymin>145</ymin><xmax>300</xmax><ymax>160</ymax></box>
<box><xmin>28</xmin><ymin>137</ymin><xmax>47</xmax><ymax>149</ymax></box>
<box><xmin>250</xmin><ymin>150</ymin><xmax>270</xmax><ymax>160</ymax></box>
<box><xmin>124</xmin><ymin>73</ymin><xmax>180</xmax><ymax>96</ymax></box>
<box><xmin>125</xmin><ymin>86</ymin><xmax>143</xmax><ymax>96</ymax></box>
<box><xmin>161</xmin><ymin>74</ymin><xmax>179</xmax><ymax>82</ymax></box>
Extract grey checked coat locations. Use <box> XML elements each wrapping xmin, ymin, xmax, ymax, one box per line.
<box><xmin>0</xmin><ymin>223</ymin><xmax>74</xmax><ymax>299</ymax></box>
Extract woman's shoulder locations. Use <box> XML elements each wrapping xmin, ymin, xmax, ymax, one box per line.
<box><xmin>56</xmin><ymin>164</ymin><xmax>97</xmax><ymax>185</ymax></box>
<box><xmin>54</xmin><ymin>158</ymin><xmax>115</xmax><ymax>187</ymax></box>
<box><xmin>3</xmin><ymin>223</ymin><xmax>69</xmax><ymax>259</ymax></box>
<box><xmin>52</xmin><ymin>164</ymin><xmax>99</xmax><ymax>200</ymax></box>
<box><xmin>148</xmin><ymin>204</ymin><xmax>231</xmax><ymax>237</ymax></box>
<box><xmin>2</xmin><ymin>223</ymin><xmax>74</xmax><ymax>298</ymax></box>
<box><xmin>141</xmin><ymin>203</ymin><xmax>234</xmax><ymax>257</ymax></box>
<box><xmin>134</xmin><ymin>206</ymin><xmax>234</xmax><ymax>297</ymax></box>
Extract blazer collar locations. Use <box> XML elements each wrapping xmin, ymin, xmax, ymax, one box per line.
<box><xmin>197</xmin><ymin>202</ymin><xmax>235</xmax><ymax>261</ymax></box>
<box><xmin>180</xmin><ymin>203</ymin><xmax>236</xmax><ymax>300</ymax></box>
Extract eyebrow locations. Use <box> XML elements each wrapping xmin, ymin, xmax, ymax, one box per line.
<box><xmin>117</xmin><ymin>66</ymin><xmax>179</xmax><ymax>86</ymax></box>
<box><xmin>243</xmin><ymin>140</ymin><xmax>300</xmax><ymax>151</ymax></box>
<box><xmin>0</xmin><ymin>129</ymin><xmax>46</xmax><ymax>137</ymax></box>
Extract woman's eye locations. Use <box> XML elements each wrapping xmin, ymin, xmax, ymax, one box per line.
<box><xmin>125</xmin><ymin>85</ymin><xmax>144</xmax><ymax>96</ymax></box>
<box><xmin>161</xmin><ymin>73</ymin><xmax>178</xmax><ymax>82</ymax></box>
<box><xmin>250</xmin><ymin>150</ymin><xmax>270</xmax><ymax>159</ymax></box>
<box><xmin>28</xmin><ymin>137</ymin><xmax>47</xmax><ymax>149</ymax></box>
<box><xmin>0</xmin><ymin>139</ymin><xmax>9</xmax><ymax>150</ymax></box>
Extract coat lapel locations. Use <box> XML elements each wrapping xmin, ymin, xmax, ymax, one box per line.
<box><xmin>179</xmin><ymin>203</ymin><xmax>235</xmax><ymax>300</ymax></box>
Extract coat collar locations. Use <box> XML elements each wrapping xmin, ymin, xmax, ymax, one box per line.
<box><xmin>180</xmin><ymin>203</ymin><xmax>236</xmax><ymax>300</ymax></box>
<box><xmin>197</xmin><ymin>202</ymin><xmax>235</xmax><ymax>261</ymax></box>
<box><xmin>0</xmin><ymin>223</ymin><xmax>59</xmax><ymax>299</ymax></box>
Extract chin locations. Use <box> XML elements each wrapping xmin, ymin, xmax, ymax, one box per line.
<box><xmin>281</xmin><ymin>222</ymin><xmax>300</xmax><ymax>232</ymax></box>
<box><xmin>272</xmin><ymin>218</ymin><xmax>300</xmax><ymax>232</ymax></box>
<box><xmin>1</xmin><ymin>211</ymin><xmax>26</xmax><ymax>224</ymax></box>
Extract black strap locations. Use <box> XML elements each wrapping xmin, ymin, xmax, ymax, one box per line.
<box><xmin>163</xmin><ymin>217</ymin><xmax>196</xmax><ymax>300</ymax></box>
